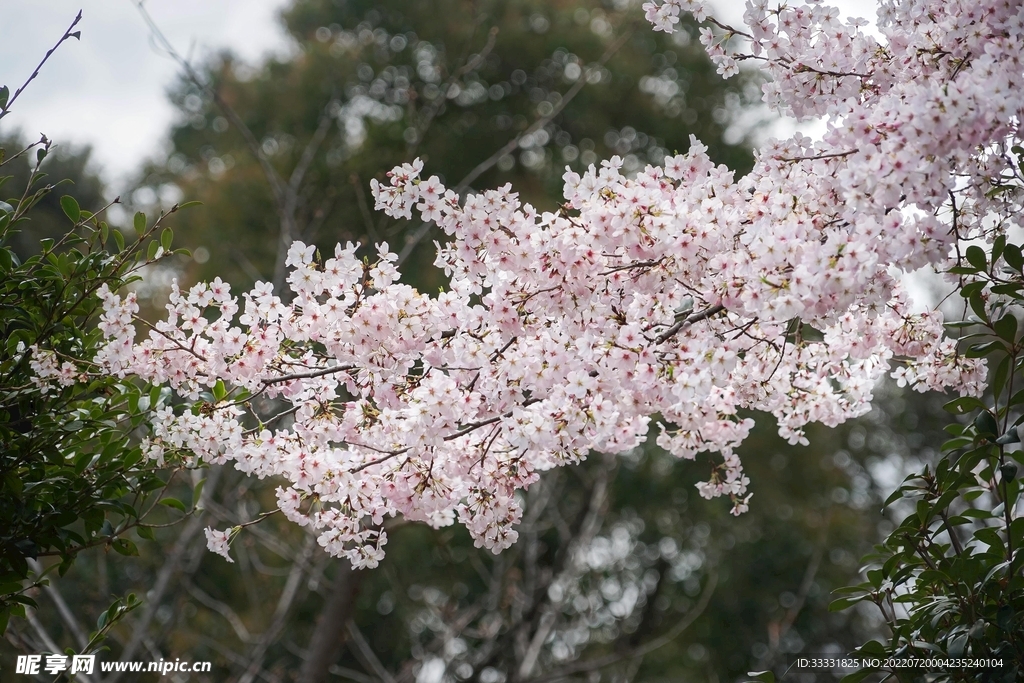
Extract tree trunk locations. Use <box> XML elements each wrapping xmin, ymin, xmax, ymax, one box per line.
<box><xmin>297</xmin><ymin>561</ymin><xmax>363</xmax><ymax>683</ymax></box>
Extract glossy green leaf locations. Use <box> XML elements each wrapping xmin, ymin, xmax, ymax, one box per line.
<box><xmin>59</xmin><ymin>195</ymin><xmax>81</xmax><ymax>222</ymax></box>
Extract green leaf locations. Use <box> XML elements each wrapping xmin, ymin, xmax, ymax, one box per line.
<box><xmin>855</xmin><ymin>641</ymin><xmax>886</xmax><ymax>656</ymax></box>
<box><xmin>158</xmin><ymin>497</ymin><xmax>187</xmax><ymax>513</ymax></box>
<box><xmin>147</xmin><ymin>240</ymin><xmax>159</xmax><ymax>260</ymax></box>
<box><xmin>993</xmin><ymin>234</ymin><xmax>1007</xmax><ymax>264</ymax></box>
<box><xmin>943</xmin><ymin>396</ymin><xmax>986</xmax><ymax>415</ymax></box>
<box><xmin>995</xmin><ymin>431</ymin><xmax>1020</xmax><ymax>445</ymax></box>
<box><xmin>965</xmin><ymin>245</ymin><xmax>987</xmax><ymax>271</ymax></box>
<box><xmin>59</xmin><ymin>195</ymin><xmax>81</xmax><ymax>222</ymax></box>
<box><xmin>111</xmin><ymin>539</ymin><xmax>139</xmax><ymax>556</ymax></box>
<box><xmin>941</xmin><ymin>437</ymin><xmax>973</xmax><ymax>451</ymax></box>
<box><xmin>883</xmin><ymin>486</ymin><xmax>909</xmax><ymax>507</ymax></box>
<box><xmin>0</xmin><ymin>85</ymin><xmax>9</xmax><ymax>111</ymax></box>
<box><xmin>965</xmin><ymin>340</ymin><xmax>1003</xmax><ymax>358</ymax></box>
<box><xmin>969</xmin><ymin>292</ymin><xmax>989</xmax><ymax>322</ymax></box>
<box><xmin>959</xmin><ymin>281</ymin><xmax>986</xmax><ymax>298</ymax></box>
<box><xmin>990</xmin><ymin>283</ymin><xmax>1023</xmax><ymax>296</ymax></box>
<box><xmin>1004</xmin><ymin>243</ymin><xmax>1024</xmax><ymax>271</ymax></box>
<box><xmin>213</xmin><ymin>379</ymin><xmax>227</xmax><ymax>401</ymax></box>
<box><xmin>73</xmin><ymin>450</ymin><xmax>93</xmax><ymax>474</ymax></box>
<box><xmin>191</xmin><ymin>478</ymin><xmax>206</xmax><ymax>509</ymax></box>
<box><xmin>949</xmin><ymin>266</ymin><xmax>979</xmax><ymax>275</ymax></box>
<box><xmin>745</xmin><ymin>672</ymin><xmax>775</xmax><ymax>683</ymax></box>
<box><xmin>829</xmin><ymin>596</ymin><xmax>866</xmax><ymax>612</ymax></box>
<box><xmin>994</xmin><ymin>314</ymin><xmax>1018</xmax><ymax>344</ymax></box>
<box><xmin>992</xmin><ymin>354</ymin><xmax>1012</xmax><ymax>400</ymax></box>
<box><xmin>975</xmin><ymin>411</ymin><xmax>999</xmax><ymax>439</ymax></box>
<box><xmin>160</xmin><ymin>227</ymin><xmax>173</xmax><ymax>251</ymax></box>
<box><xmin>122</xmin><ymin>448</ymin><xmax>143</xmax><ymax>470</ymax></box>
<box><xmin>133</xmin><ymin>211</ymin><xmax>146</xmax><ymax>235</ymax></box>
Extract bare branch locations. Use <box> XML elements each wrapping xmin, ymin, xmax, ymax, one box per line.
<box><xmin>28</xmin><ymin>559</ymin><xmax>89</xmax><ymax>650</ymax></box>
<box><xmin>454</xmin><ymin>25</ymin><xmax>634</xmax><ymax>194</ymax></box>
<box><xmin>329</xmin><ymin>665</ymin><xmax>377</xmax><ymax>683</ymax></box>
<box><xmin>133</xmin><ymin>2</ymin><xmax>339</xmax><ymax>297</ymax></box>
<box><xmin>26</xmin><ymin>609</ymin><xmax>95</xmax><ymax>683</ymax></box>
<box><xmin>654</xmin><ymin>304</ymin><xmax>726</xmax><ymax>344</ymax></box>
<box><xmin>347</xmin><ymin>621</ymin><xmax>398</xmax><ymax>683</ymax></box>
<box><xmin>760</xmin><ymin>516</ymin><xmax>830</xmax><ymax>670</ymax></box>
<box><xmin>238</xmin><ymin>534</ymin><xmax>317</xmax><ymax>683</ymax></box>
<box><xmin>107</xmin><ymin>467</ymin><xmax>222</xmax><ymax>683</ymax></box>
<box><xmin>396</xmin><ymin>23</ymin><xmax>636</xmax><ymax>266</ymax></box>
<box><xmin>132</xmin><ymin>2</ymin><xmax>287</xmax><ymax>208</ymax></box>
<box><xmin>298</xmin><ymin>562</ymin><xmax>364</xmax><ymax>683</ymax></box>
<box><xmin>274</xmin><ymin>107</ymin><xmax>339</xmax><ymax>290</ymax></box>
<box><xmin>406</xmin><ymin>25</ymin><xmax>500</xmax><ymax>159</ymax></box>
<box><xmin>524</xmin><ymin>570</ymin><xmax>718</xmax><ymax>683</ymax></box>
<box><xmin>351</xmin><ymin>174</ymin><xmax>381</xmax><ymax>244</ymax></box>
<box><xmin>0</xmin><ymin>11</ymin><xmax>82</xmax><ymax>120</ymax></box>
<box><xmin>262</xmin><ymin>363</ymin><xmax>357</xmax><ymax>385</ymax></box>
<box><xmin>184</xmin><ymin>579</ymin><xmax>252</xmax><ymax>643</ymax></box>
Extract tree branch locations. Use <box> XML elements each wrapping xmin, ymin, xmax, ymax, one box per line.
<box><xmin>238</xmin><ymin>534</ymin><xmax>317</xmax><ymax>683</ymax></box>
<box><xmin>297</xmin><ymin>561</ymin><xmax>365</xmax><ymax>683</ymax></box>
<box><xmin>347</xmin><ymin>621</ymin><xmax>398</xmax><ymax>683</ymax></box>
<box><xmin>654</xmin><ymin>304</ymin><xmax>726</xmax><ymax>344</ymax></box>
<box><xmin>0</xmin><ymin>11</ymin><xmax>82</xmax><ymax>120</ymax></box>
<box><xmin>524</xmin><ymin>570</ymin><xmax>718</xmax><ymax>683</ymax></box>
<box><xmin>396</xmin><ymin>22</ymin><xmax>636</xmax><ymax>266</ymax></box>
<box><xmin>107</xmin><ymin>466</ymin><xmax>222</xmax><ymax>683</ymax></box>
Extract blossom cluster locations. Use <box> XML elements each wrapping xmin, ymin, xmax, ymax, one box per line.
<box><xmin>24</xmin><ymin>344</ymin><xmax>80</xmax><ymax>393</ymax></box>
<box><xmin>77</xmin><ymin>0</ymin><xmax>1024</xmax><ymax>565</ymax></box>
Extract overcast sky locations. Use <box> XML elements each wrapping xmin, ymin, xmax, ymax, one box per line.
<box><xmin>0</xmin><ymin>0</ymin><xmax>879</xmax><ymax>189</ymax></box>
<box><xmin>0</xmin><ymin>0</ymin><xmax>292</xmax><ymax>186</ymax></box>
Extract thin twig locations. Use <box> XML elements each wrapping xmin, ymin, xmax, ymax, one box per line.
<box><xmin>0</xmin><ymin>11</ymin><xmax>82</xmax><ymax>120</ymax></box>
<box><xmin>27</xmin><ymin>559</ymin><xmax>89</xmax><ymax>651</ymax></box>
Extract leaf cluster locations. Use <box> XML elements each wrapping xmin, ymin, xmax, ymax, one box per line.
<box><xmin>0</xmin><ymin>133</ymin><xmax>196</xmax><ymax>632</ymax></box>
<box><xmin>832</xmin><ymin>235</ymin><xmax>1024</xmax><ymax>682</ymax></box>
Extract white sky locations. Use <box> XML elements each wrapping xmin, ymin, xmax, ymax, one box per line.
<box><xmin>0</xmin><ymin>0</ymin><xmax>880</xmax><ymax>189</ymax></box>
<box><xmin>0</xmin><ymin>0</ymin><xmax>292</xmax><ymax>186</ymax></box>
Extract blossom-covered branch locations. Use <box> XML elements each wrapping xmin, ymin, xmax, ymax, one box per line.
<box><xmin>73</xmin><ymin>0</ymin><xmax>1024</xmax><ymax>567</ymax></box>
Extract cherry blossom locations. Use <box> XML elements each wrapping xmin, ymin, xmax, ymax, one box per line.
<box><xmin>67</xmin><ymin>0</ymin><xmax>1024</xmax><ymax>566</ymax></box>
<box><xmin>204</xmin><ymin>527</ymin><xmax>235</xmax><ymax>563</ymax></box>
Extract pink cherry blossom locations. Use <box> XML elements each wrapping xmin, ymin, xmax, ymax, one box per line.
<box><xmin>40</xmin><ymin>0</ymin><xmax>1020</xmax><ymax>566</ymax></box>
